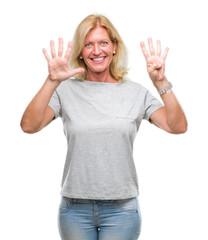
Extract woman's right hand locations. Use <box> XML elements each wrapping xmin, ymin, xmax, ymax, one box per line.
<box><xmin>42</xmin><ymin>38</ymin><xmax>85</xmax><ymax>82</ymax></box>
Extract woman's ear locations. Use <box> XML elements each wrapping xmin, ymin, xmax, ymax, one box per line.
<box><xmin>113</xmin><ymin>40</ymin><xmax>117</xmax><ymax>55</ymax></box>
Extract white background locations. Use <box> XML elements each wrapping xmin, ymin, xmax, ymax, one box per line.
<box><xmin>0</xmin><ymin>0</ymin><xmax>207</xmax><ymax>239</ymax></box>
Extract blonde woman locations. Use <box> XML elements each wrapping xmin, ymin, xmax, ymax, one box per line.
<box><xmin>20</xmin><ymin>14</ymin><xmax>187</xmax><ymax>240</ymax></box>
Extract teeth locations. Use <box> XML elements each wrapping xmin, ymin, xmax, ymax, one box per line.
<box><xmin>92</xmin><ymin>57</ymin><xmax>105</xmax><ymax>62</ymax></box>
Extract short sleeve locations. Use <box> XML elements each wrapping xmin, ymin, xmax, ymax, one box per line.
<box><xmin>143</xmin><ymin>90</ymin><xmax>163</xmax><ymax>121</ymax></box>
<box><xmin>48</xmin><ymin>90</ymin><xmax>62</xmax><ymax>119</ymax></box>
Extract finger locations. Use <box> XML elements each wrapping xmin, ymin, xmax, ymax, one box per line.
<box><xmin>156</xmin><ymin>40</ymin><xmax>161</xmax><ymax>56</ymax></box>
<box><xmin>158</xmin><ymin>66</ymin><xmax>165</xmax><ymax>80</ymax></box>
<box><xmin>148</xmin><ymin>37</ymin><xmax>155</xmax><ymax>56</ymax></box>
<box><xmin>162</xmin><ymin>47</ymin><xmax>169</xmax><ymax>60</ymax></box>
<box><xmin>64</xmin><ymin>41</ymin><xmax>73</xmax><ymax>60</ymax></box>
<box><xmin>147</xmin><ymin>63</ymin><xmax>160</xmax><ymax>73</ymax></box>
<box><xmin>58</xmin><ymin>38</ymin><xmax>63</xmax><ymax>57</ymax></box>
<box><xmin>50</xmin><ymin>40</ymin><xmax>56</xmax><ymax>58</ymax></box>
<box><xmin>140</xmin><ymin>41</ymin><xmax>150</xmax><ymax>59</ymax></box>
<box><xmin>42</xmin><ymin>48</ymin><xmax>51</xmax><ymax>62</ymax></box>
<box><xmin>70</xmin><ymin>67</ymin><xmax>85</xmax><ymax>77</ymax></box>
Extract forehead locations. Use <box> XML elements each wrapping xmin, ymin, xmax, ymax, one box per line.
<box><xmin>85</xmin><ymin>26</ymin><xmax>111</xmax><ymax>42</ymax></box>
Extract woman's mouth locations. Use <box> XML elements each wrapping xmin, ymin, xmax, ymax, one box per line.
<box><xmin>90</xmin><ymin>56</ymin><xmax>106</xmax><ymax>63</ymax></box>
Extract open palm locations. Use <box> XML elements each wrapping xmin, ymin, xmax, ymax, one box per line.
<box><xmin>140</xmin><ymin>38</ymin><xmax>169</xmax><ymax>84</ymax></box>
<box><xmin>42</xmin><ymin>38</ymin><xmax>85</xmax><ymax>82</ymax></box>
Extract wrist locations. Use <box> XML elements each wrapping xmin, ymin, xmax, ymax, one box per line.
<box><xmin>153</xmin><ymin>77</ymin><xmax>169</xmax><ymax>90</ymax></box>
<box><xmin>157</xmin><ymin>82</ymin><xmax>173</xmax><ymax>95</ymax></box>
<box><xmin>45</xmin><ymin>76</ymin><xmax>61</xmax><ymax>89</ymax></box>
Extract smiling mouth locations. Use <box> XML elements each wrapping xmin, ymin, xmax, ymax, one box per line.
<box><xmin>90</xmin><ymin>57</ymin><xmax>106</xmax><ymax>63</ymax></box>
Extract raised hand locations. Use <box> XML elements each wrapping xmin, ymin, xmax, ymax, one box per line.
<box><xmin>140</xmin><ymin>38</ymin><xmax>169</xmax><ymax>88</ymax></box>
<box><xmin>42</xmin><ymin>38</ymin><xmax>85</xmax><ymax>82</ymax></box>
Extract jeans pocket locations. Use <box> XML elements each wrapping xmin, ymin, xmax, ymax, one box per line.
<box><xmin>135</xmin><ymin>196</ymin><xmax>141</xmax><ymax>214</ymax></box>
<box><xmin>117</xmin><ymin>197</ymin><xmax>137</xmax><ymax>212</ymax></box>
<box><xmin>135</xmin><ymin>197</ymin><xmax>142</xmax><ymax>232</ymax></box>
<box><xmin>58</xmin><ymin>196</ymin><xmax>73</xmax><ymax>214</ymax></box>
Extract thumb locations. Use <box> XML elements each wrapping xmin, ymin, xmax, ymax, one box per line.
<box><xmin>147</xmin><ymin>63</ymin><xmax>161</xmax><ymax>72</ymax></box>
<box><xmin>70</xmin><ymin>68</ymin><xmax>85</xmax><ymax>77</ymax></box>
<box><xmin>155</xmin><ymin>63</ymin><xmax>162</xmax><ymax>69</ymax></box>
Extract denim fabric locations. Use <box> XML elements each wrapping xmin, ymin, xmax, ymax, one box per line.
<box><xmin>58</xmin><ymin>196</ymin><xmax>142</xmax><ymax>240</ymax></box>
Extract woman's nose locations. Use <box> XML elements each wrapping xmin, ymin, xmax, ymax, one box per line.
<box><xmin>93</xmin><ymin>44</ymin><xmax>101</xmax><ymax>55</ymax></box>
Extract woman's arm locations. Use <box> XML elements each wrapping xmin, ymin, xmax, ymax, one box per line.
<box><xmin>20</xmin><ymin>38</ymin><xmax>85</xmax><ymax>134</ymax></box>
<box><xmin>150</xmin><ymin>87</ymin><xmax>187</xmax><ymax>134</ymax></box>
<box><xmin>20</xmin><ymin>78</ymin><xmax>59</xmax><ymax>133</ymax></box>
<box><xmin>140</xmin><ymin>38</ymin><xmax>187</xmax><ymax>134</ymax></box>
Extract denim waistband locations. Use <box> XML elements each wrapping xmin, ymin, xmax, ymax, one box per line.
<box><xmin>64</xmin><ymin>196</ymin><xmax>136</xmax><ymax>204</ymax></box>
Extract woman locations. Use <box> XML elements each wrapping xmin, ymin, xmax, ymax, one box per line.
<box><xmin>20</xmin><ymin>14</ymin><xmax>187</xmax><ymax>240</ymax></box>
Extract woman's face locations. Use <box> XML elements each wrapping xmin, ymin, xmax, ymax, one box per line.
<box><xmin>81</xmin><ymin>26</ymin><xmax>116</xmax><ymax>75</ymax></box>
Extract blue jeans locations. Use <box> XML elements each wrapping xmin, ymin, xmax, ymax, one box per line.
<box><xmin>58</xmin><ymin>196</ymin><xmax>142</xmax><ymax>240</ymax></box>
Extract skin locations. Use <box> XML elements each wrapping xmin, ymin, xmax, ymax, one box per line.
<box><xmin>20</xmin><ymin>39</ymin><xmax>85</xmax><ymax>133</ymax></box>
<box><xmin>20</xmin><ymin>28</ymin><xmax>187</xmax><ymax>134</ymax></box>
<box><xmin>140</xmin><ymin>38</ymin><xmax>187</xmax><ymax>133</ymax></box>
<box><xmin>81</xmin><ymin>26</ymin><xmax>117</xmax><ymax>83</ymax></box>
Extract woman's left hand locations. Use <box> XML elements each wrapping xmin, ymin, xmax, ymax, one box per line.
<box><xmin>140</xmin><ymin>38</ymin><xmax>169</xmax><ymax>89</ymax></box>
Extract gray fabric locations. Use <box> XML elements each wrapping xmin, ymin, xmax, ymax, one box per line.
<box><xmin>48</xmin><ymin>78</ymin><xmax>163</xmax><ymax>200</ymax></box>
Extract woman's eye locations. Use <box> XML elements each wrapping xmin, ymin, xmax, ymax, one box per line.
<box><xmin>85</xmin><ymin>43</ymin><xmax>92</xmax><ymax>47</ymax></box>
<box><xmin>100</xmin><ymin>41</ymin><xmax>108</xmax><ymax>46</ymax></box>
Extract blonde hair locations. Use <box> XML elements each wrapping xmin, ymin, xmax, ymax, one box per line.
<box><xmin>69</xmin><ymin>14</ymin><xmax>128</xmax><ymax>82</ymax></box>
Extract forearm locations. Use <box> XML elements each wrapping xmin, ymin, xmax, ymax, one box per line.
<box><xmin>20</xmin><ymin>77</ymin><xmax>60</xmax><ymax>132</ymax></box>
<box><xmin>159</xmin><ymin>82</ymin><xmax>188</xmax><ymax>133</ymax></box>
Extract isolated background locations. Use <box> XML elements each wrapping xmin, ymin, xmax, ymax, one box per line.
<box><xmin>0</xmin><ymin>0</ymin><xmax>207</xmax><ymax>239</ymax></box>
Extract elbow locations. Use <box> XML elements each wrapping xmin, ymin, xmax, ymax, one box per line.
<box><xmin>20</xmin><ymin>121</ymin><xmax>39</xmax><ymax>134</ymax></box>
<box><xmin>175</xmin><ymin>126</ymin><xmax>187</xmax><ymax>134</ymax></box>
<box><xmin>167</xmin><ymin>116</ymin><xmax>188</xmax><ymax>134</ymax></box>
<box><xmin>171</xmin><ymin>123</ymin><xmax>188</xmax><ymax>134</ymax></box>
<box><xmin>20</xmin><ymin>124</ymin><xmax>35</xmax><ymax>134</ymax></box>
<box><xmin>181</xmin><ymin>124</ymin><xmax>188</xmax><ymax>134</ymax></box>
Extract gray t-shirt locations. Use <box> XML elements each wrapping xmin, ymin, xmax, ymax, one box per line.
<box><xmin>48</xmin><ymin>78</ymin><xmax>163</xmax><ymax>200</ymax></box>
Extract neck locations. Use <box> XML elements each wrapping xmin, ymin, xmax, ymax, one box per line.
<box><xmin>86</xmin><ymin>69</ymin><xmax>118</xmax><ymax>83</ymax></box>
